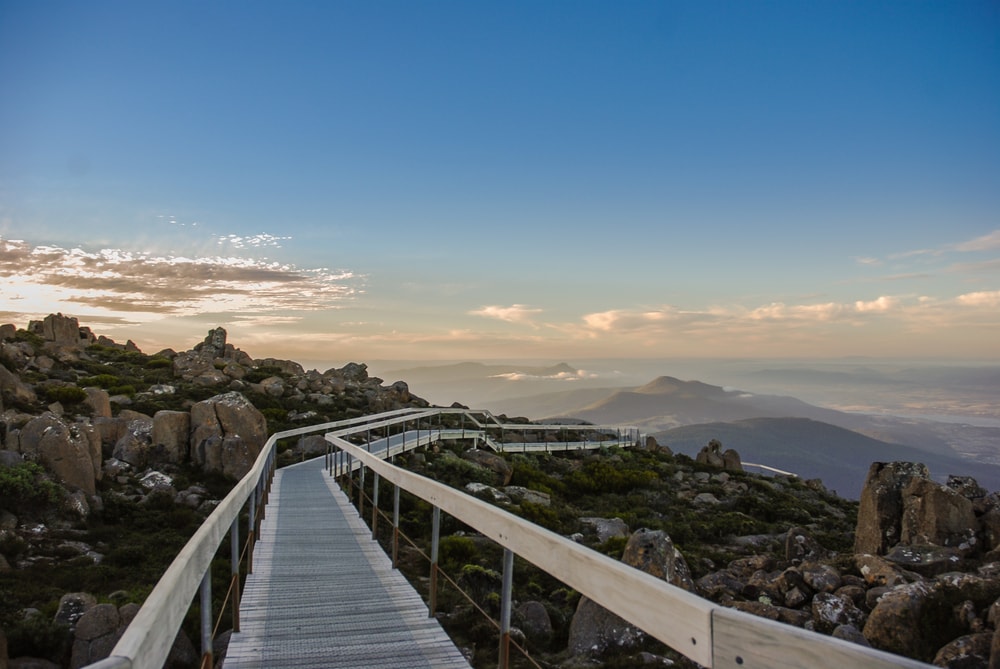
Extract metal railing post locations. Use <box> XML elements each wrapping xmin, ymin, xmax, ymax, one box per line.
<box><xmin>430</xmin><ymin>505</ymin><xmax>440</xmax><ymax>617</ymax></box>
<box><xmin>372</xmin><ymin>472</ymin><xmax>380</xmax><ymax>539</ymax></box>
<box><xmin>230</xmin><ymin>517</ymin><xmax>241</xmax><ymax>633</ymax></box>
<box><xmin>359</xmin><ymin>464</ymin><xmax>366</xmax><ymax>517</ymax></box>
<box><xmin>499</xmin><ymin>548</ymin><xmax>514</xmax><ymax>669</ymax></box>
<box><xmin>392</xmin><ymin>484</ymin><xmax>401</xmax><ymax>568</ymax></box>
<box><xmin>199</xmin><ymin>570</ymin><xmax>213</xmax><ymax>669</ymax></box>
<box><xmin>247</xmin><ymin>493</ymin><xmax>256</xmax><ymax>574</ymax></box>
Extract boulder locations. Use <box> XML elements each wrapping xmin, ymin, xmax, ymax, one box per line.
<box><xmin>255</xmin><ymin>357</ymin><xmax>305</xmax><ymax>376</ymax></box>
<box><xmin>18</xmin><ymin>413</ymin><xmax>97</xmax><ymax>495</ymax></box>
<box><xmin>900</xmin><ymin>478</ymin><xmax>978</xmax><ymax>549</ymax></box>
<box><xmin>811</xmin><ymin>592</ymin><xmax>866</xmax><ymax>633</ymax></box>
<box><xmin>0</xmin><ymin>364</ymin><xmax>36</xmax><ymax>405</ymax></box>
<box><xmin>111</xmin><ymin>414</ymin><xmax>155</xmax><ymax>469</ymax></box>
<box><xmin>503</xmin><ymin>486</ymin><xmax>551</xmax><ymax>507</ymax></box>
<box><xmin>190</xmin><ymin>392</ymin><xmax>267</xmax><ymax>479</ymax></box>
<box><xmin>695</xmin><ymin>439</ymin><xmax>742</xmax><ymax>471</ymax></box>
<box><xmin>69</xmin><ymin>603</ymin><xmax>120</xmax><ymax>669</ymax></box>
<box><xmin>933</xmin><ymin>632</ymin><xmax>992</xmax><ymax>668</ymax></box>
<box><xmin>461</xmin><ymin>449</ymin><xmax>512</xmax><ymax>486</ymax></box>
<box><xmin>567</xmin><ymin>529</ymin><xmax>693</xmax><ymax>657</ymax></box>
<box><xmin>580</xmin><ymin>517</ymin><xmax>629</xmax><ymax>544</ymax></box>
<box><xmin>152</xmin><ymin>411</ymin><xmax>191</xmax><ymax>465</ymax></box>
<box><xmin>864</xmin><ymin>573</ymin><xmax>1000</xmax><ymax>662</ymax></box>
<box><xmin>54</xmin><ymin>592</ymin><xmax>97</xmax><ymax>630</ymax></box>
<box><xmin>82</xmin><ymin>388</ymin><xmax>111</xmax><ymax>419</ymax></box>
<box><xmin>621</xmin><ymin>528</ymin><xmax>695</xmax><ymax>592</ymax></box>
<box><xmin>785</xmin><ymin>526</ymin><xmax>829</xmax><ymax>563</ymax></box>
<box><xmin>883</xmin><ymin>544</ymin><xmax>967</xmax><ymax>578</ymax></box>
<box><xmin>855</xmin><ymin>461</ymin><xmax>930</xmax><ymax>555</ymax></box>
<box><xmin>515</xmin><ymin>601</ymin><xmax>554</xmax><ymax>647</ymax></box>
<box><xmin>0</xmin><ymin>323</ymin><xmax>15</xmax><ymax>340</ymax></box>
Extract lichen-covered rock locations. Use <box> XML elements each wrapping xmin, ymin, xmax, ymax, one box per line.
<box><xmin>82</xmin><ymin>388</ymin><xmax>111</xmax><ymax>419</ymax></box>
<box><xmin>461</xmin><ymin>448</ymin><xmax>512</xmax><ymax>486</ymax></box>
<box><xmin>855</xmin><ymin>461</ymin><xmax>930</xmax><ymax>555</ymax></box>
<box><xmin>811</xmin><ymin>592</ymin><xmax>866</xmax><ymax>633</ymax></box>
<box><xmin>567</xmin><ymin>529</ymin><xmax>694</xmax><ymax>657</ymax></box>
<box><xmin>580</xmin><ymin>517</ymin><xmax>629</xmax><ymax>543</ymax></box>
<box><xmin>152</xmin><ymin>410</ymin><xmax>191</xmax><ymax>465</ymax></box>
<box><xmin>932</xmin><ymin>632</ymin><xmax>992</xmax><ymax>668</ymax></box>
<box><xmin>111</xmin><ymin>413</ymin><xmax>154</xmax><ymax>469</ymax></box>
<box><xmin>70</xmin><ymin>603</ymin><xmax>120</xmax><ymax>669</ymax></box>
<box><xmin>863</xmin><ymin>573</ymin><xmax>1000</xmax><ymax>662</ymax></box>
<box><xmin>54</xmin><ymin>592</ymin><xmax>97</xmax><ymax>630</ymax></box>
<box><xmin>900</xmin><ymin>478</ymin><xmax>978</xmax><ymax>549</ymax></box>
<box><xmin>18</xmin><ymin>414</ymin><xmax>98</xmax><ymax>495</ymax></box>
<box><xmin>785</xmin><ymin>526</ymin><xmax>829</xmax><ymax>563</ymax></box>
<box><xmin>190</xmin><ymin>392</ymin><xmax>267</xmax><ymax>479</ymax></box>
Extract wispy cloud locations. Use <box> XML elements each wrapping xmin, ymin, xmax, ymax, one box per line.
<box><xmin>215</xmin><ymin>233</ymin><xmax>293</xmax><ymax>249</ymax></box>
<box><xmin>0</xmin><ymin>237</ymin><xmax>362</xmax><ymax>322</ymax></box>
<box><xmin>952</xmin><ymin>230</ymin><xmax>1000</xmax><ymax>253</ymax></box>
<box><xmin>469</xmin><ymin>304</ymin><xmax>543</xmax><ymax>326</ymax></box>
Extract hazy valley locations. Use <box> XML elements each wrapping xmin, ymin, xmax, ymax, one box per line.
<box><xmin>372</xmin><ymin>358</ymin><xmax>1000</xmax><ymax>498</ymax></box>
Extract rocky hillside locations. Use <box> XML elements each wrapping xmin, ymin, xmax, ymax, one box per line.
<box><xmin>0</xmin><ymin>314</ymin><xmax>429</xmax><ymax>667</ymax></box>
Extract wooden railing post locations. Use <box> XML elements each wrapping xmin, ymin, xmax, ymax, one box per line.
<box><xmin>247</xmin><ymin>492</ymin><xmax>256</xmax><ymax>574</ymax></box>
<box><xmin>359</xmin><ymin>464</ymin><xmax>365</xmax><ymax>517</ymax></box>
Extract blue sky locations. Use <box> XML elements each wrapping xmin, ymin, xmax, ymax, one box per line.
<box><xmin>1</xmin><ymin>1</ymin><xmax>998</xmax><ymax>361</ymax></box>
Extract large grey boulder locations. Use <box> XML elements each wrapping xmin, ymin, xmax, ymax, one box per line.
<box><xmin>17</xmin><ymin>414</ymin><xmax>98</xmax><ymax>495</ymax></box>
<box><xmin>855</xmin><ymin>461</ymin><xmax>930</xmax><ymax>555</ymax></box>
<box><xmin>695</xmin><ymin>439</ymin><xmax>742</xmax><ymax>472</ymax></box>
<box><xmin>0</xmin><ymin>364</ymin><xmax>36</xmax><ymax>405</ymax></box>
<box><xmin>190</xmin><ymin>392</ymin><xmax>267</xmax><ymax>479</ymax></box>
<box><xmin>567</xmin><ymin>529</ymin><xmax>694</xmax><ymax>657</ymax></box>
<box><xmin>152</xmin><ymin>411</ymin><xmax>191</xmax><ymax>465</ymax></box>
<box><xmin>111</xmin><ymin>413</ymin><xmax>155</xmax><ymax>469</ymax></box>
<box><xmin>900</xmin><ymin>478</ymin><xmax>977</xmax><ymax>549</ymax></box>
<box><xmin>82</xmin><ymin>388</ymin><xmax>111</xmax><ymax>419</ymax></box>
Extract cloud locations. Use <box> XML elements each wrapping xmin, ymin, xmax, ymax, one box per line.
<box><xmin>853</xmin><ymin>256</ymin><xmax>881</xmax><ymax>266</ymax></box>
<box><xmin>952</xmin><ymin>230</ymin><xmax>1000</xmax><ymax>253</ymax></box>
<box><xmin>469</xmin><ymin>304</ymin><xmax>543</xmax><ymax>325</ymax></box>
<box><xmin>215</xmin><ymin>233</ymin><xmax>293</xmax><ymax>249</ymax></box>
<box><xmin>0</xmin><ymin>237</ymin><xmax>362</xmax><ymax>322</ymax></box>
<box><xmin>955</xmin><ymin>290</ymin><xmax>1000</xmax><ymax>308</ymax></box>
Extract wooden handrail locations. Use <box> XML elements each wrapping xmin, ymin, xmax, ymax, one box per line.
<box><xmin>86</xmin><ymin>407</ymin><xmax>930</xmax><ymax>669</ymax></box>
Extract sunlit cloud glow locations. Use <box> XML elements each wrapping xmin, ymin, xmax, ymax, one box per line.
<box><xmin>0</xmin><ymin>237</ymin><xmax>361</xmax><ymax>323</ymax></box>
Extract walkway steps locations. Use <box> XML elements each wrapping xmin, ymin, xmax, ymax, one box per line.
<box><xmin>223</xmin><ymin>457</ymin><xmax>471</xmax><ymax>669</ymax></box>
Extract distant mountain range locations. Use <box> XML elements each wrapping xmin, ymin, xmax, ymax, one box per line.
<box><xmin>656</xmin><ymin>417</ymin><xmax>1000</xmax><ymax>499</ymax></box>
<box><xmin>480</xmin><ymin>373</ymin><xmax>1000</xmax><ymax>499</ymax></box>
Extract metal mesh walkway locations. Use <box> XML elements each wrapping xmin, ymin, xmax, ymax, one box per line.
<box><xmin>223</xmin><ymin>457</ymin><xmax>471</xmax><ymax>668</ymax></box>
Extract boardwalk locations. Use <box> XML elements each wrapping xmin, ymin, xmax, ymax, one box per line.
<box><xmin>223</xmin><ymin>456</ymin><xmax>471</xmax><ymax>669</ymax></box>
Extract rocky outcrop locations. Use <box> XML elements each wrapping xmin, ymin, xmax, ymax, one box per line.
<box><xmin>695</xmin><ymin>439</ymin><xmax>742</xmax><ymax>472</ymax></box>
<box><xmin>68</xmin><ymin>601</ymin><xmax>197</xmax><ymax>669</ymax></box>
<box><xmin>855</xmin><ymin>461</ymin><xmax>931</xmax><ymax>555</ymax></box>
<box><xmin>900</xmin><ymin>478</ymin><xmax>977</xmax><ymax>549</ymax></box>
<box><xmin>190</xmin><ymin>392</ymin><xmax>267</xmax><ymax>479</ymax></box>
<box><xmin>16</xmin><ymin>414</ymin><xmax>99</xmax><ymax>495</ymax></box>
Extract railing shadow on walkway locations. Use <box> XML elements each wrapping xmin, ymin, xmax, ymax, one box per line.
<box><xmin>85</xmin><ymin>407</ymin><xmax>932</xmax><ymax>669</ymax></box>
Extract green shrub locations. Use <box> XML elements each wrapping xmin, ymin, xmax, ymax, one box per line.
<box><xmin>0</xmin><ymin>462</ymin><xmax>63</xmax><ymax>512</ymax></box>
<box><xmin>107</xmin><ymin>385</ymin><xmax>136</xmax><ymax>397</ymax></box>
<box><xmin>81</xmin><ymin>374</ymin><xmax>119</xmax><ymax>389</ymax></box>
<box><xmin>146</xmin><ymin>357</ymin><xmax>173</xmax><ymax>369</ymax></box>
<box><xmin>43</xmin><ymin>385</ymin><xmax>88</xmax><ymax>405</ymax></box>
<box><xmin>4</xmin><ymin>613</ymin><xmax>70</xmax><ymax>661</ymax></box>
